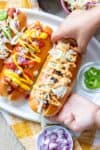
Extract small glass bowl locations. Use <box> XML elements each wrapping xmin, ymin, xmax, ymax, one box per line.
<box><xmin>93</xmin><ymin>93</ymin><xmax>100</xmax><ymax>106</ymax></box>
<box><xmin>36</xmin><ymin>125</ymin><xmax>73</xmax><ymax>150</ymax></box>
<box><xmin>77</xmin><ymin>61</ymin><xmax>100</xmax><ymax>93</ymax></box>
<box><xmin>60</xmin><ymin>0</ymin><xmax>70</xmax><ymax>14</ymax></box>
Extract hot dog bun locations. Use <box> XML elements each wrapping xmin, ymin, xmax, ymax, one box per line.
<box><xmin>0</xmin><ymin>22</ymin><xmax>52</xmax><ymax>101</ymax></box>
<box><xmin>0</xmin><ymin>8</ymin><xmax>27</xmax><ymax>71</ymax></box>
<box><xmin>29</xmin><ymin>40</ymin><xmax>81</xmax><ymax>117</ymax></box>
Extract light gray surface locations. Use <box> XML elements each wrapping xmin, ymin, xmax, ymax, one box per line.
<box><xmin>0</xmin><ymin>113</ymin><xmax>25</xmax><ymax>150</ymax></box>
<box><xmin>0</xmin><ymin>1</ymin><xmax>100</xmax><ymax>150</ymax></box>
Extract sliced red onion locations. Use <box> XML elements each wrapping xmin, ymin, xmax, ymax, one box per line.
<box><xmin>66</xmin><ymin>148</ymin><xmax>71</xmax><ymax>150</ymax></box>
<box><xmin>63</xmin><ymin>147</ymin><xmax>70</xmax><ymax>150</ymax></box>
<box><xmin>15</xmin><ymin>70</ymin><xmax>22</xmax><ymax>75</ymax></box>
<box><xmin>45</xmin><ymin>130</ymin><xmax>52</xmax><ymax>136</ymax></box>
<box><xmin>55</xmin><ymin>143</ymin><xmax>66</xmax><ymax>150</ymax></box>
<box><xmin>41</xmin><ymin>137</ymin><xmax>45</xmax><ymax>145</ymax></box>
<box><xmin>19</xmin><ymin>49</ymin><xmax>25</xmax><ymax>56</ymax></box>
<box><xmin>40</xmin><ymin>144</ymin><xmax>49</xmax><ymax>150</ymax></box>
<box><xmin>49</xmin><ymin>142</ymin><xmax>57</xmax><ymax>149</ymax></box>
<box><xmin>43</xmin><ymin>138</ymin><xmax>50</xmax><ymax>145</ymax></box>
<box><xmin>15</xmin><ymin>21</ymin><xmax>19</xmax><ymax>30</ymax></box>
<box><xmin>44</xmin><ymin>130</ymin><xmax>48</xmax><ymax>135</ymax></box>
<box><xmin>62</xmin><ymin>147</ymin><xmax>67</xmax><ymax>150</ymax></box>
<box><xmin>66</xmin><ymin>140</ymin><xmax>71</xmax><ymax>145</ymax></box>
<box><xmin>18</xmin><ymin>56</ymin><xmax>27</xmax><ymax>64</ymax></box>
<box><xmin>56</xmin><ymin>137</ymin><xmax>65</xmax><ymax>143</ymax></box>
<box><xmin>63</xmin><ymin>133</ymin><xmax>68</xmax><ymax>139</ymax></box>
<box><xmin>57</xmin><ymin>128</ymin><xmax>65</xmax><ymax>135</ymax></box>
<box><xmin>50</xmin><ymin>133</ymin><xmax>57</xmax><ymax>141</ymax></box>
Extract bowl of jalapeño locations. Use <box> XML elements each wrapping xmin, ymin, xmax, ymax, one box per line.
<box><xmin>78</xmin><ymin>62</ymin><xmax>100</xmax><ymax>93</ymax></box>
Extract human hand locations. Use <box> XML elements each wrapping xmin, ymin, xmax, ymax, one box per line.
<box><xmin>52</xmin><ymin>6</ymin><xmax>100</xmax><ymax>53</ymax></box>
<box><xmin>50</xmin><ymin>94</ymin><xmax>98</xmax><ymax>132</ymax></box>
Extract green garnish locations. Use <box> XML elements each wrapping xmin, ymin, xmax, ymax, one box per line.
<box><xmin>0</xmin><ymin>10</ymin><xmax>8</xmax><ymax>21</ymax></box>
<box><xmin>2</xmin><ymin>26</ymin><xmax>12</xmax><ymax>39</ymax></box>
<box><xmin>84</xmin><ymin>67</ymin><xmax>100</xmax><ymax>89</ymax></box>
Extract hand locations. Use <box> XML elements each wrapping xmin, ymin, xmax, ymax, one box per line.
<box><xmin>50</xmin><ymin>94</ymin><xmax>98</xmax><ymax>132</ymax></box>
<box><xmin>52</xmin><ymin>6</ymin><xmax>100</xmax><ymax>53</ymax></box>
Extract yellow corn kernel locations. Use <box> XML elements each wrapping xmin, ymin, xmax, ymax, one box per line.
<box><xmin>39</xmin><ymin>32</ymin><xmax>48</xmax><ymax>39</ymax></box>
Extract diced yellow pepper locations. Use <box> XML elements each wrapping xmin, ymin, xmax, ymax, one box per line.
<box><xmin>39</xmin><ymin>32</ymin><xmax>48</xmax><ymax>39</ymax></box>
<box><xmin>4</xmin><ymin>70</ymin><xmax>31</xmax><ymax>91</ymax></box>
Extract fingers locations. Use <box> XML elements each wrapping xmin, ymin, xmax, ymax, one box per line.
<box><xmin>64</xmin><ymin>113</ymin><xmax>74</xmax><ymax>125</ymax></box>
<box><xmin>64</xmin><ymin>116</ymin><xmax>83</xmax><ymax>132</ymax></box>
<box><xmin>51</xmin><ymin>24</ymin><xmax>73</xmax><ymax>42</ymax></box>
<box><xmin>59</xmin><ymin>112</ymin><xmax>81</xmax><ymax>132</ymax></box>
<box><xmin>51</xmin><ymin>29</ymin><xmax>67</xmax><ymax>42</ymax></box>
<box><xmin>63</xmin><ymin>113</ymin><xmax>78</xmax><ymax>131</ymax></box>
<box><xmin>49</xmin><ymin>112</ymin><xmax>66</xmax><ymax>123</ymax></box>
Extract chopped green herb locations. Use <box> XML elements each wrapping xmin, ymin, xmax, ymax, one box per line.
<box><xmin>84</xmin><ymin>67</ymin><xmax>100</xmax><ymax>89</ymax></box>
<box><xmin>2</xmin><ymin>26</ymin><xmax>12</xmax><ymax>39</ymax></box>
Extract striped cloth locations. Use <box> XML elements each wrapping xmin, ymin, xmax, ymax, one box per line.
<box><xmin>0</xmin><ymin>0</ymin><xmax>100</xmax><ymax>149</ymax></box>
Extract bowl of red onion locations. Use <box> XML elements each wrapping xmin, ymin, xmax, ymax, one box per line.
<box><xmin>36</xmin><ymin>125</ymin><xmax>73</xmax><ymax>150</ymax></box>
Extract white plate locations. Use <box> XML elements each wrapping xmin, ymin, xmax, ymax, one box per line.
<box><xmin>0</xmin><ymin>9</ymin><xmax>100</xmax><ymax>123</ymax></box>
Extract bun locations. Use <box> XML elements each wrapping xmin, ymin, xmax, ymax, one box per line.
<box><xmin>0</xmin><ymin>8</ymin><xmax>27</xmax><ymax>71</ymax></box>
<box><xmin>29</xmin><ymin>40</ymin><xmax>81</xmax><ymax>116</ymax></box>
<box><xmin>0</xmin><ymin>22</ymin><xmax>52</xmax><ymax>101</ymax></box>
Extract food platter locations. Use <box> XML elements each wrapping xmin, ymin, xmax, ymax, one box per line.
<box><xmin>0</xmin><ymin>9</ymin><xmax>100</xmax><ymax>123</ymax></box>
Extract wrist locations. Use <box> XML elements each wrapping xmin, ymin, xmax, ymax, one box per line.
<box><xmin>95</xmin><ymin>106</ymin><xmax>100</xmax><ymax>128</ymax></box>
<box><xmin>89</xmin><ymin>5</ymin><xmax>100</xmax><ymax>29</ymax></box>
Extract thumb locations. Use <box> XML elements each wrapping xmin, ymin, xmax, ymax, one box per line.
<box><xmin>51</xmin><ymin>27</ymin><xmax>73</xmax><ymax>42</ymax></box>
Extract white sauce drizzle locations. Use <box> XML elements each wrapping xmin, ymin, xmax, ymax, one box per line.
<box><xmin>52</xmin><ymin>86</ymin><xmax>67</xmax><ymax>98</ymax></box>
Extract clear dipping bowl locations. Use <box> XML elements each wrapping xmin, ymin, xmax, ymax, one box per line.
<box><xmin>77</xmin><ymin>61</ymin><xmax>100</xmax><ymax>93</ymax></box>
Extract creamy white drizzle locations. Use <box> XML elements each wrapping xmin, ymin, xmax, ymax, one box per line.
<box><xmin>0</xmin><ymin>43</ymin><xmax>10</xmax><ymax>59</ymax></box>
<box><xmin>11</xmin><ymin>33</ymin><xmax>22</xmax><ymax>45</ymax></box>
<box><xmin>52</xmin><ymin>86</ymin><xmax>67</xmax><ymax>98</ymax></box>
<box><xmin>49</xmin><ymin>48</ymin><xmax>64</xmax><ymax>59</ymax></box>
<box><xmin>37</xmin><ymin>99</ymin><xmax>44</xmax><ymax>113</ymax></box>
